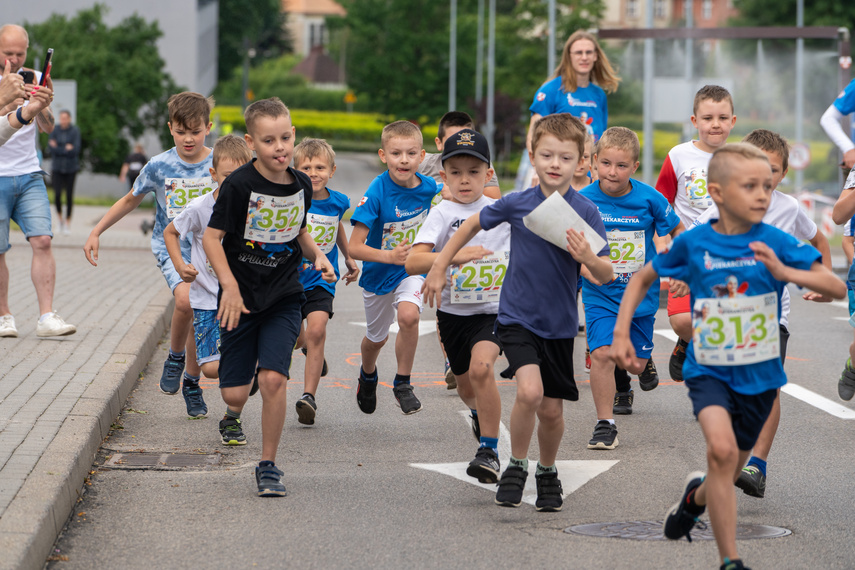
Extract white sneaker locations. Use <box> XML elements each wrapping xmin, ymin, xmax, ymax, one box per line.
<box><xmin>0</xmin><ymin>314</ymin><xmax>17</xmax><ymax>337</ymax></box>
<box><xmin>36</xmin><ymin>312</ymin><xmax>76</xmax><ymax>337</ymax></box>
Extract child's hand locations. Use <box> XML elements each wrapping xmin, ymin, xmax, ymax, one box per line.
<box><xmin>451</xmin><ymin>246</ymin><xmax>492</xmax><ymax>266</ymax></box>
<box><xmin>421</xmin><ymin>264</ymin><xmax>447</xmax><ymax>309</ymax></box>
<box><xmin>750</xmin><ymin>241</ymin><xmax>787</xmax><ymax>281</ymax></box>
<box><xmin>386</xmin><ymin>238</ymin><xmax>412</xmax><ymax>265</ymax></box>
<box><xmin>580</xmin><ymin>264</ymin><xmax>604</xmax><ymax>285</ymax></box>
<box><xmin>669</xmin><ymin>278</ymin><xmax>689</xmax><ymax>298</ymax></box>
<box><xmin>802</xmin><ymin>290</ymin><xmax>833</xmax><ymax>303</ymax></box>
<box><xmin>610</xmin><ymin>333</ymin><xmax>640</xmax><ymax>371</ymax></box>
<box><xmin>565</xmin><ymin>228</ymin><xmax>594</xmax><ymax>264</ymax></box>
<box><xmin>217</xmin><ymin>285</ymin><xmax>249</xmax><ymax>331</ymax></box>
<box><xmin>343</xmin><ymin>257</ymin><xmax>359</xmax><ymax>285</ymax></box>
<box><xmin>178</xmin><ymin>263</ymin><xmax>199</xmax><ymax>283</ymax></box>
<box><xmin>316</xmin><ymin>256</ymin><xmax>337</xmax><ymax>283</ymax></box>
<box><xmin>83</xmin><ymin>234</ymin><xmax>100</xmax><ymax>266</ymax></box>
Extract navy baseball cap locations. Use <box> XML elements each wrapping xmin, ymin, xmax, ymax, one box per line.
<box><xmin>441</xmin><ymin>129</ymin><xmax>490</xmax><ymax>165</ymax></box>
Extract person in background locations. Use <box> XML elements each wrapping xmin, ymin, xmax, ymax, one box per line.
<box><xmin>48</xmin><ymin>110</ymin><xmax>80</xmax><ymax>234</ymax></box>
<box><xmin>120</xmin><ymin>143</ymin><xmax>147</xmax><ymax>191</ymax></box>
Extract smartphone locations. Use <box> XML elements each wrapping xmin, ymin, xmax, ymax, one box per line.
<box><xmin>18</xmin><ymin>69</ymin><xmax>35</xmax><ymax>84</ymax></box>
<box><xmin>39</xmin><ymin>48</ymin><xmax>53</xmax><ymax>86</ymax></box>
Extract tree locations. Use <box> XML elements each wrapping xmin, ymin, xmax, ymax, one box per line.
<box><xmin>732</xmin><ymin>0</ymin><xmax>855</xmax><ymax>49</ymax></box>
<box><xmin>218</xmin><ymin>0</ymin><xmax>292</xmax><ymax>82</ymax></box>
<box><xmin>25</xmin><ymin>6</ymin><xmax>179</xmax><ymax>175</ymax></box>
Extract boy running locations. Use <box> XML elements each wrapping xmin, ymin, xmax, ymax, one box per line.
<box><xmin>832</xmin><ymin>167</ymin><xmax>855</xmax><ymax>401</ymax></box>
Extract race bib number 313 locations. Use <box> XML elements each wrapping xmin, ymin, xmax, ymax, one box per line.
<box><xmin>692</xmin><ymin>293</ymin><xmax>779</xmax><ymax>366</ymax></box>
<box><xmin>166</xmin><ymin>177</ymin><xmax>215</xmax><ymax>219</ymax></box>
<box><xmin>244</xmin><ymin>191</ymin><xmax>304</xmax><ymax>244</ymax></box>
<box><xmin>450</xmin><ymin>250</ymin><xmax>509</xmax><ymax>304</ymax></box>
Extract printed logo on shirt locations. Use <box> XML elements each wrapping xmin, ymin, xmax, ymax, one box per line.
<box><xmin>702</xmin><ymin>251</ymin><xmax>757</xmax><ymax>271</ymax></box>
<box><xmin>600</xmin><ymin>213</ymin><xmax>641</xmax><ymax>225</ymax></box>
<box><xmin>357</xmin><ymin>196</ymin><xmax>368</xmax><ymax>207</ymax></box>
<box><xmin>450</xmin><ymin>218</ymin><xmax>466</xmax><ymax>229</ymax></box>
<box><xmin>566</xmin><ymin>93</ymin><xmax>598</xmax><ymax>108</ymax></box>
<box><xmin>394</xmin><ymin>205</ymin><xmax>424</xmax><ymax>219</ymax></box>
<box><xmin>839</xmin><ymin>90</ymin><xmax>847</xmax><ymax>99</ymax></box>
<box><xmin>536</xmin><ymin>92</ymin><xmax>546</xmax><ymax>102</ymax></box>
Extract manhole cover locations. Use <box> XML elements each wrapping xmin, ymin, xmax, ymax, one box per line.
<box><xmin>103</xmin><ymin>452</ymin><xmax>222</xmax><ymax>470</ymax></box>
<box><xmin>564</xmin><ymin>521</ymin><xmax>791</xmax><ymax>541</ymax></box>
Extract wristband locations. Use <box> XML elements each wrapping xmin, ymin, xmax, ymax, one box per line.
<box><xmin>15</xmin><ymin>106</ymin><xmax>33</xmax><ymax>126</ymax></box>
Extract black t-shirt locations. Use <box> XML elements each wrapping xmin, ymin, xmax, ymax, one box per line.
<box><xmin>208</xmin><ymin>159</ymin><xmax>312</xmax><ymax>313</ymax></box>
<box><xmin>124</xmin><ymin>152</ymin><xmax>147</xmax><ymax>177</ymax></box>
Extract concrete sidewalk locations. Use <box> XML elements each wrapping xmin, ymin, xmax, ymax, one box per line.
<box><xmin>0</xmin><ymin>206</ymin><xmax>173</xmax><ymax>570</ymax></box>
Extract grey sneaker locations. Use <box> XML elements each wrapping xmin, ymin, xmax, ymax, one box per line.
<box><xmin>839</xmin><ymin>358</ymin><xmax>855</xmax><ymax>401</ymax></box>
<box><xmin>182</xmin><ymin>383</ymin><xmax>207</xmax><ymax>418</ymax></box>
<box><xmin>256</xmin><ymin>463</ymin><xmax>287</xmax><ymax>497</ymax></box>
<box><xmin>159</xmin><ymin>356</ymin><xmax>184</xmax><ymax>395</ymax></box>
<box><xmin>393</xmin><ymin>383</ymin><xmax>422</xmax><ymax>414</ymax></box>
<box><xmin>466</xmin><ymin>446</ymin><xmax>500</xmax><ymax>483</ymax></box>
<box><xmin>613</xmin><ymin>390</ymin><xmax>634</xmax><ymax>415</ymax></box>
<box><xmin>735</xmin><ymin>465</ymin><xmax>766</xmax><ymax>498</ymax></box>
<box><xmin>639</xmin><ymin>358</ymin><xmax>659</xmax><ymax>391</ymax></box>
<box><xmin>587</xmin><ymin>420</ymin><xmax>618</xmax><ymax>450</ymax></box>
<box><xmin>295</xmin><ymin>393</ymin><xmax>317</xmax><ymax>425</ymax></box>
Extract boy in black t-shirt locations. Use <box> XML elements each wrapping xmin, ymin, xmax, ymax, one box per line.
<box><xmin>204</xmin><ymin>98</ymin><xmax>335</xmax><ymax>497</ymax></box>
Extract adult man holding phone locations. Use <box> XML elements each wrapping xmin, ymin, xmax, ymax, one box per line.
<box><xmin>0</xmin><ymin>24</ymin><xmax>75</xmax><ymax>338</ymax></box>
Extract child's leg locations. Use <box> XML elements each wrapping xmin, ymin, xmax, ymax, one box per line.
<box><xmin>468</xmin><ymin>340</ymin><xmax>502</xmax><ymax>440</ymax></box>
<box><xmin>303</xmin><ymin>310</ymin><xmax>329</xmax><ymax>396</ymax></box>
<box><xmin>749</xmin><ymin>391</ymin><xmax>780</xmax><ymax>462</ymax></box>
<box><xmin>535</xmin><ymin>396</ymin><xmax>565</xmax><ymax>466</ymax></box>
<box><xmin>360</xmin><ymin>335</ymin><xmax>387</xmax><ymax>375</ymax></box>
<box><xmin>395</xmin><ymin>300</ymin><xmax>420</xmax><ymax>375</ymax></box>
<box><xmin>590</xmin><ymin>347</ymin><xmax>617</xmax><ymax>420</ymax></box>
<box><xmin>509</xmin><ymin>364</ymin><xmax>544</xmax><ymax>460</ymax></box>
<box><xmin>221</xmin><ymin>385</ymin><xmax>251</xmax><ymax>414</ymax></box>
<box><xmin>669</xmin><ymin>312</ymin><xmax>692</xmax><ymax>342</ymax></box>
<box><xmin>360</xmin><ymin>290</ymin><xmax>394</xmax><ymax>375</ymax></box>
<box><xmin>258</xmin><ymin>368</ymin><xmax>289</xmax><ymax>463</ymax></box>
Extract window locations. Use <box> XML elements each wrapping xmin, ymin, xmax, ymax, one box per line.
<box><xmin>655</xmin><ymin>0</ymin><xmax>667</xmax><ymax>19</ymax></box>
<box><xmin>309</xmin><ymin>22</ymin><xmax>326</xmax><ymax>47</ymax></box>
<box><xmin>702</xmin><ymin>0</ymin><xmax>712</xmax><ymax>20</ymax></box>
<box><xmin>626</xmin><ymin>0</ymin><xmax>639</xmax><ymax>19</ymax></box>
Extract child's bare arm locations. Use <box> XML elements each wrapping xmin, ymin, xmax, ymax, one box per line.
<box><xmin>203</xmin><ymin>228</ymin><xmax>247</xmax><ymax>330</ymax></box>
<box><xmin>406</xmin><ymin>242</ymin><xmax>493</xmax><ymax>276</ymax></box>
<box><xmin>164</xmin><ymin>221</ymin><xmax>198</xmax><ymax>283</ymax></box>
<box><xmin>566</xmin><ymin>228</ymin><xmax>613</xmax><ymax>284</ymax></box>
<box><xmin>83</xmin><ymin>190</ymin><xmax>146</xmax><ymax>266</ymax></box>
<box><xmin>611</xmin><ymin>264</ymin><xmax>660</xmax><ymax>370</ymax></box>
<box><xmin>832</xmin><ymin>187</ymin><xmax>855</xmax><ymax>225</ymax></box>
<box><xmin>336</xmin><ymin>221</ymin><xmax>359</xmax><ymax>284</ymax></box>
<box><xmin>843</xmin><ymin>235</ymin><xmax>855</xmax><ymax>265</ymax></box>
<box><xmin>422</xmin><ymin>213</ymin><xmax>483</xmax><ymax>308</ymax></box>
<box><xmin>348</xmin><ymin>222</ymin><xmax>411</xmax><ymax>265</ymax></box>
<box><xmin>750</xmin><ymin>241</ymin><xmax>847</xmax><ymax>300</ymax></box>
<box><xmin>297</xmin><ymin>230</ymin><xmax>336</xmax><ymax>283</ymax></box>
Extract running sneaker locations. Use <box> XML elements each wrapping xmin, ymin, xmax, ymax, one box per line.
<box><xmin>735</xmin><ymin>465</ymin><xmax>766</xmax><ymax>498</ymax></box>
<box><xmin>470</xmin><ymin>412</ymin><xmax>481</xmax><ymax>441</ymax></box>
<box><xmin>445</xmin><ymin>360</ymin><xmax>457</xmax><ymax>390</ymax></box>
<box><xmin>838</xmin><ymin>358</ymin><xmax>855</xmax><ymax>401</ymax></box>
<box><xmin>159</xmin><ymin>356</ymin><xmax>185</xmax><ymax>395</ymax></box>
<box><xmin>535</xmin><ymin>471</ymin><xmax>563</xmax><ymax>512</ymax></box>
<box><xmin>356</xmin><ymin>370</ymin><xmax>378</xmax><ymax>414</ymax></box>
<box><xmin>466</xmin><ymin>446</ymin><xmax>500</xmax><ymax>483</ymax></box>
<box><xmin>219</xmin><ymin>416</ymin><xmax>247</xmax><ymax>446</ymax></box>
<box><xmin>393</xmin><ymin>383</ymin><xmax>422</xmax><ymax>415</ymax></box>
<box><xmin>295</xmin><ymin>393</ymin><xmax>317</xmax><ymax>425</ymax></box>
<box><xmin>613</xmin><ymin>390</ymin><xmax>634</xmax><ymax>415</ymax></box>
<box><xmin>663</xmin><ymin>471</ymin><xmax>706</xmax><ymax>542</ymax></box>
<box><xmin>639</xmin><ymin>358</ymin><xmax>659</xmax><ymax>391</ymax></box>
<box><xmin>584</xmin><ymin>348</ymin><xmax>591</xmax><ymax>372</ymax></box>
<box><xmin>495</xmin><ymin>466</ymin><xmax>528</xmax><ymax>507</ymax></box>
<box><xmin>256</xmin><ymin>463</ymin><xmax>287</xmax><ymax>497</ymax></box>
<box><xmin>36</xmin><ymin>312</ymin><xmax>76</xmax><ymax>337</ymax></box>
<box><xmin>720</xmin><ymin>558</ymin><xmax>750</xmax><ymax>570</ymax></box>
<box><xmin>669</xmin><ymin>338</ymin><xmax>688</xmax><ymax>382</ymax></box>
<box><xmin>182</xmin><ymin>383</ymin><xmax>207</xmax><ymax>418</ymax></box>
<box><xmin>0</xmin><ymin>314</ymin><xmax>18</xmax><ymax>338</ymax></box>
<box><xmin>587</xmin><ymin>420</ymin><xmax>618</xmax><ymax>449</ymax></box>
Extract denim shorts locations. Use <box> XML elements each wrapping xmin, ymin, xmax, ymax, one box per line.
<box><xmin>0</xmin><ymin>172</ymin><xmax>52</xmax><ymax>253</ymax></box>
<box><xmin>193</xmin><ymin>309</ymin><xmax>221</xmax><ymax>364</ymax></box>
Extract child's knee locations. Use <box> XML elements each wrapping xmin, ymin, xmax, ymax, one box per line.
<box><xmin>201</xmin><ymin>361</ymin><xmax>219</xmax><ymax>379</ymax></box>
<box><xmin>590</xmin><ymin>346</ymin><xmax>612</xmax><ymax>367</ymax></box>
<box><xmin>706</xmin><ymin>438</ymin><xmax>739</xmax><ymax>468</ymax></box>
<box><xmin>306</xmin><ymin>321</ymin><xmax>327</xmax><ymax>345</ymax></box>
<box><xmin>258</xmin><ymin>369</ymin><xmax>288</xmax><ymax>392</ymax></box>
<box><xmin>396</xmin><ymin>302</ymin><xmax>420</xmax><ymax>329</ymax></box>
<box><xmin>537</xmin><ymin>399</ymin><xmax>563</xmax><ymax>424</ymax></box>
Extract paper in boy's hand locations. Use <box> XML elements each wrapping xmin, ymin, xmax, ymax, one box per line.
<box><xmin>522</xmin><ymin>191</ymin><xmax>607</xmax><ymax>254</ymax></box>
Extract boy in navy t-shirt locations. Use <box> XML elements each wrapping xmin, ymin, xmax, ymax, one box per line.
<box><xmin>423</xmin><ymin>114</ymin><xmax>613</xmax><ymax>512</ymax></box>
<box><xmin>612</xmin><ymin>143</ymin><xmax>845</xmax><ymax>570</ymax></box>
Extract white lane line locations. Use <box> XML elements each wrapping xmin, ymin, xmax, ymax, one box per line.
<box><xmin>654</xmin><ymin>329</ymin><xmax>679</xmax><ymax>343</ymax></box>
<box><xmin>782</xmin><ymin>383</ymin><xmax>855</xmax><ymax>420</ymax></box>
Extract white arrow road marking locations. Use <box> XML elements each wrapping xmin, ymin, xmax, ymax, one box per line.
<box><xmin>350</xmin><ymin>320</ymin><xmax>438</xmax><ymax>337</ymax></box>
<box><xmin>410</xmin><ymin>411</ymin><xmax>618</xmax><ymax>506</ymax></box>
<box><xmin>654</xmin><ymin>329</ymin><xmax>679</xmax><ymax>343</ymax></box>
<box><xmin>782</xmin><ymin>383</ymin><xmax>855</xmax><ymax>419</ymax></box>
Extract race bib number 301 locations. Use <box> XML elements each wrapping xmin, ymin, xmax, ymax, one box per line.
<box><xmin>244</xmin><ymin>190</ymin><xmax>304</xmax><ymax>244</ymax></box>
<box><xmin>608</xmin><ymin>229</ymin><xmax>645</xmax><ymax>274</ymax></box>
<box><xmin>307</xmin><ymin>213</ymin><xmax>339</xmax><ymax>254</ymax></box>
<box><xmin>450</xmin><ymin>250</ymin><xmax>509</xmax><ymax>304</ymax></box>
<box><xmin>166</xmin><ymin>177</ymin><xmax>215</xmax><ymax>219</ymax></box>
<box><xmin>692</xmin><ymin>293</ymin><xmax>779</xmax><ymax>366</ymax></box>
<box><xmin>381</xmin><ymin>210</ymin><xmax>428</xmax><ymax>250</ymax></box>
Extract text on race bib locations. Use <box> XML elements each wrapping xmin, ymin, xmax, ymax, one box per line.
<box><xmin>306</xmin><ymin>213</ymin><xmax>339</xmax><ymax>254</ymax></box>
<box><xmin>608</xmin><ymin>229</ymin><xmax>645</xmax><ymax>274</ymax></box>
<box><xmin>381</xmin><ymin>210</ymin><xmax>428</xmax><ymax>251</ymax></box>
<box><xmin>165</xmin><ymin>177</ymin><xmax>216</xmax><ymax>219</ymax></box>
<box><xmin>692</xmin><ymin>293</ymin><xmax>779</xmax><ymax>366</ymax></box>
<box><xmin>243</xmin><ymin>190</ymin><xmax>304</xmax><ymax>244</ymax></box>
<box><xmin>684</xmin><ymin>168</ymin><xmax>713</xmax><ymax>210</ymax></box>
<box><xmin>450</xmin><ymin>250</ymin><xmax>509</xmax><ymax>304</ymax></box>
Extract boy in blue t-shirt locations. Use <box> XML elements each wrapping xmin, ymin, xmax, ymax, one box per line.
<box><xmin>833</xmin><ymin>169</ymin><xmax>855</xmax><ymax>401</ymax></box>
<box><xmin>424</xmin><ymin>114</ymin><xmax>613</xmax><ymax>512</ymax></box>
<box><xmin>580</xmin><ymin>127</ymin><xmax>683</xmax><ymax>450</ymax></box>
<box><xmin>292</xmin><ymin>138</ymin><xmax>358</xmax><ymax>425</ymax></box>
<box><xmin>349</xmin><ymin>120</ymin><xmax>438</xmax><ymax>415</ymax></box>
<box><xmin>84</xmin><ymin>92</ymin><xmax>216</xmax><ymax>414</ymax></box>
<box><xmin>612</xmin><ymin>143</ymin><xmax>845</xmax><ymax>570</ymax></box>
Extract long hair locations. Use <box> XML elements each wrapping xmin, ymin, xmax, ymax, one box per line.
<box><xmin>552</xmin><ymin>30</ymin><xmax>620</xmax><ymax>94</ymax></box>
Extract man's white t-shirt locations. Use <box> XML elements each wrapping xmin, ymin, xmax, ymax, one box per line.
<box><xmin>172</xmin><ymin>191</ymin><xmax>219</xmax><ymax>310</ymax></box>
<box><xmin>0</xmin><ymin>70</ymin><xmax>42</xmax><ymax>177</ymax></box>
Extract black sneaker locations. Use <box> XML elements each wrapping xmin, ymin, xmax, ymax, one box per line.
<box><xmin>295</xmin><ymin>393</ymin><xmax>317</xmax><ymax>425</ymax></box>
<box><xmin>470</xmin><ymin>412</ymin><xmax>481</xmax><ymax>441</ymax></box>
<box><xmin>356</xmin><ymin>370</ymin><xmax>378</xmax><ymax>414</ymax></box>
<box><xmin>735</xmin><ymin>465</ymin><xmax>766</xmax><ymax>498</ymax></box>
<box><xmin>249</xmin><ymin>369</ymin><xmax>260</xmax><ymax>397</ymax></box>
<box><xmin>495</xmin><ymin>466</ymin><xmax>528</xmax><ymax>507</ymax></box>
<box><xmin>639</xmin><ymin>358</ymin><xmax>659</xmax><ymax>391</ymax></box>
<box><xmin>393</xmin><ymin>383</ymin><xmax>422</xmax><ymax>414</ymax></box>
<box><xmin>182</xmin><ymin>383</ymin><xmax>207</xmax><ymax>418</ymax></box>
<box><xmin>159</xmin><ymin>356</ymin><xmax>184</xmax><ymax>394</ymax></box>
<box><xmin>466</xmin><ymin>446</ymin><xmax>500</xmax><ymax>483</ymax></box>
<box><xmin>256</xmin><ymin>463</ymin><xmax>287</xmax><ymax>497</ymax></box>
<box><xmin>669</xmin><ymin>339</ymin><xmax>688</xmax><ymax>382</ymax></box>
<box><xmin>587</xmin><ymin>420</ymin><xmax>618</xmax><ymax>449</ymax></box>
<box><xmin>301</xmin><ymin>347</ymin><xmax>328</xmax><ymax>377</ymax></box>
<box><xmin>663</xmin><ymin>471</ymin><xmax>706</xmax><ymax>542</ymax></box>
<box><xmin>839</xmin><ymin>358</ymin><xmax>855</xmax><ymax>401</ymax></box>
<box><xmin>535</xmin><ymin>471</ymin><xmax>563</xmax><ymax>512</ymax></box>
<box><xmin>219</xmin><ymin>416</ymin><xmax>247</xmax><ymax>446</ymax></box>
<box><xmin>613</xmin><ymin>390</ymin><xmax>634</xmax><ymax>415</ymax></box>
<box><xmin>445</xmin><ymin>360</ymin><xmax>457</xmax><ymax>390</ymax></box>
<box><xmin>720</xmin><ymin>558</ymin><xmax>750</xmax><ymax>570</ymax></box>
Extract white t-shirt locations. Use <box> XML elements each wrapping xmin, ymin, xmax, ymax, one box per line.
<box><xmin>0</xmin><ymin>70</ymin><xmax>42</xmax><ymax>176</ymax></box>
<box><xmin>656</xmin><ymin>141</ymin><xmax>714</xmax><ymax>229</ymax></box>
<box><xmin>414</xmin><ymin>195</ymin><xmax>510</xmax><ymax>316</ymax></box>
<box><xmin>172</xmin><ymin>191</ymin><xmax>219</xmax><ymax>310</ymax></box>
<box><xmin>692</xmin><ymin>190</ymin><xmax>818</xmax><ymax>328</ymax></box>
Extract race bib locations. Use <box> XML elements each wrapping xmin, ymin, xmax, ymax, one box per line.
<box><xmin>692</xmin><ymin>293</ymin><xmax>779</xmax><ymax>366</ymax></box>
<box><xmin>684</xmin><ymin>168</ymin><xmax>712</xmax><ymax>210</ymax></box>
<box><xmin>381</xmin><ymin>210</ymin><xmax>428</xmax><ymax>250</ymax></box>
<box><xmin>306</xmin><ymin>213</ymin><xmax>339</xmax><ymax>254</ymax></box>
<box><xmin>607</xmin><ymin>229</ymin><xmax>645</xmax><ymax>274</ymax></box>
<box><xmin>244</xmin><ymin>191</ymin><xmax>304</xmax><ymax>244</ymax></box>
<box><xmin>165</xmin><ymin>177</ymin><xmax>215</xmax><ymax>219</ymax></box>
<box><xmin>450</xmin><ymin>250</ymin><xmax>509</xmax><ymax>304</ymax></box>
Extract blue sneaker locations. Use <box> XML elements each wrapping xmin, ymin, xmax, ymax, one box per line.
<box><xmin>159</xmin><ymin>356</ymin><xmax>184</xmax><ymax>394</ymax></box>
<box><xmin>182</xmin><ymin>383</ymin><xmax>207</xmax><ymax>418</ymax></box>
<box><xmin>256</xmin><ymin>463</ymin><xmax>287</xmax><ymax>497</ymax></box>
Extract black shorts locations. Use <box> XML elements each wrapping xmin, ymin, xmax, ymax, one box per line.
<box><xmin>436</xmin><ymin>310</ymin><xmax>502</xmax><ymax>376</ymax></box>
<box><xmin>779</xmin><ymin>324</ymin><xmax>790</xmax><ymax>364</ymax></box>
<box><xmin>301</xmin><ymin>287</ymin><xmax>334</xmax><ymax>320</ymax></box>
<box><xmin>496</xmin><ymin>323</ymin><xmax>578</xmax><ymax>401</ymax></box>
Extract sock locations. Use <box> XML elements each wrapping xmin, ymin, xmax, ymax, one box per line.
<box><xmin>509</xmin><ymin>456</ymin><xmax>528</xmax><ymax>471</ymax></box>
<box><xmin>360</xmin><ymin>366</ymin><xmax>378</xmax><ymax>382</ymax></box>
<box><xmin>302</xmin><ymin>392</ymin><xmax>314</xmax><ymax>400</ymax></box>
<box><xmin>536</xmin><ymin>462</ymin><xmax>557</xmax><ymax>475</ymax></box>
<box><xmin>258</xmin><ymin>460</ymin><xmax>275</xmax><ymax>468</ymax></box>
<box><xmin>479</xmin><ymin>436</ymin><xmax>498</xmax><ymax>451</ymax></box>
<box><xmin>614</xmin><ymin>366</ymin><xmax>632</xmax><ymax>392</ymax></box>
<box><xmin>393</xmin><ymin>373</ymin><xmax>410</xmax><ymax>387</ymax></box>
<box><xmin>225</xmin><ymin>408</ymin><xmax>241</xmax><ymax>420</ymax></box>
<box><xmin>183</xmin><ymin>373</ymin><xmax>200</xmax><ymax>387</ymax></box>
<box><xmin>746</xmin><ymin>456</ymin><xmax>767</xmax><ymax>476</ymax></box>
<box><xmin>168</xmin><ymin>349</ymin><xmax>186</xmax><ymax>362</ymax></box>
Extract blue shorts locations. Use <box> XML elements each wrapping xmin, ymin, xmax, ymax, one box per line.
<box><xmin>586</xmin><ymin>307</ymin><xmax>655</xmax><ymax>359</ymax></box>
<box><xmin>193</xmin><ymin>309</ymin><xmax>220</xmax><ymax>365</ymax></box>
<box><xmin>151</xmin><ymin>229</ymin><xmax>191</xmax><ymax>292</ymax></box>
<box><xmin>0</xmin><ymin>172</ymin><xmax>53</xmax><ymax>253</ymax></box>
<box><xmin>849</xmin><ymin>289</ymin><xmax>855</xmax><ymax>317</ymax></box>
<box><xmin>218</xmin><ymin>294</ymin><xmax>303</xmax><ymax>388</ymax></box>
<box><xmin>683</xmin><ymin>375</ymin><xmax>778</xmax><ymax>450</ymax></box>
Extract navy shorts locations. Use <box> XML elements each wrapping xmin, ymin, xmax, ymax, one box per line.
<box><xmin>218</xmin><ymin>294</ymin><xmax>303</xmax><ymax>388</ymax></box>
<box><xmin>301</xmin><ymin>286</ymin><xmax>334</xmax><ymax>319</ymax></box>
<box><xmin>496</xmin><ymin>323</ymin><xmax>577</xmax><ymax>401</ymax></box>
<box><xmin>683</xmin><ymin>374</ymin><xmax>778</xmax><ymax>450</ymax></box>
<box><xmin>437</xmin><ymin>310</ymin><xmax>501</xmax><ymax>376</ymax></box>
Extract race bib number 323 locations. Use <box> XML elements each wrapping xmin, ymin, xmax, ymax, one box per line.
<box><xmin>692</xmin><ymin>293</ymin><xmax>779</xmax><ymax>366</ymax></box>
<box><xmin>244</xmin><ymin>191</ymin><xmax>304</xmax><ymax>244</ymax></box>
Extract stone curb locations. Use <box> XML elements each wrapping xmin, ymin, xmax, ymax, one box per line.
<box><xmin>0</xmin><ymin>287</ymin><xmax>174</xmax><ymax>570</ymax></box>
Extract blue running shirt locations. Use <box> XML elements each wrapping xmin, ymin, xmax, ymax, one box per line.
<box><xmin>299</xmin><ymin>188</ymin><xmax>350</xmax><ymax>296</ymax></box>
<box><xmin>529</xmin><ymin>77</ymin><xmax>608</xmax><ymax>140</ymax></box>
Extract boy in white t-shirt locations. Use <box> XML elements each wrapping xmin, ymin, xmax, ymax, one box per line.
<box><xmin>164</xmin><ymin>134</ymin><xmax>252</xmax><ymax>419</ymax></box>
<box><xmin>407</xmin><ymin>129</ymin><xmax>510</xmax><ymax>484</ymax></box>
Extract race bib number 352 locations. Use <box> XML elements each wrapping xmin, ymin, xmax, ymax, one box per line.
<box><xmin>244</xmin><ymin>190</ymin><xmax>304</xmax><ymax>244</ymax></box>
<box><xmin>692</xmin><ymin>293</ymin><xmax>779</xmax><ymax>366</ymax></box>
<box><xmin>166</xmin><ymin>177</ymin><xmax>215</xmax><ymax>219</ymax></box>
<box><xmin>450</xmin><ymin>250</ymin><xmax>509</xmax><ymax>304</ymax></box>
